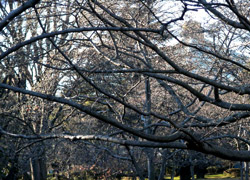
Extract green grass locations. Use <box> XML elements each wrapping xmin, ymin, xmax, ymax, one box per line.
<box><xmin>204</xmin><ymin>173</ymin><xmax>241</xmax><ymax>179</ymax></box>
<box><xmin>122</xmin><ymin>173</ymin><xmax>242</xmax><ymax>180</ymax></box>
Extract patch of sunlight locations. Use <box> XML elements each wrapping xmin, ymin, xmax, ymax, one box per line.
<box><xmin>204</xmin><ymin>173</ymin><xmax>241</xmax><ymax>179</ymax></box>
<box><xmin>122</xmin><ymin>173</ymin><xmax>242</xmax><ymax>180</ymax></box>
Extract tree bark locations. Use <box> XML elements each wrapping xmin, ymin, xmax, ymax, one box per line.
<box><xmin>180</xmin><ymin>165</ymin><xmax>191</xmax><ymax>180</ymax></box>
<box><xmin>171</xmin><ymin>167</ymin><xmax>175</xmax><ymax>180</ymax></box>
<box><xmin>30</xmin><ymin>157</ymin><xmax>47</xmax><ymax>180</ymax></box>
<box><xmin>245</xmin><ymin>162</ymin><xmax>249</xmax><ymax>180</ymax></box>
<box><xmin>246</xmin><ymin>144</ymin><xmax>250</xmax><ymax>180</ymax></box>
<box><xmin>146</xmin><ymin>149</ymin><xmax>155</xmax><ymax>180</ymax></box>
<box><xmin>158</xmin><ymin>150</ymin><xmax>168</xmax><ymax>180</ymax></box>
<box><xmin>125</xmin><ymin>145</ymin><xmax>144</xmax><ymax>180</ymax></box>
<box><xmin>143</xmin><ymin>77</ymin><xmax>155</xmax><ymax>180</ymax></box>
<box><xmin>190</xmin><ymin>165</ymin><xmax>195</xmax><ymax>180</ymax></box>
<box><xmin>195</xmin><ymin>165</ymin><xmax>207</xmax><ymax>179</ymax></box>
<box><xmin>240</xmin><ymin>161</ymin><xmax>244</xmax><ymax>180</ymax></box>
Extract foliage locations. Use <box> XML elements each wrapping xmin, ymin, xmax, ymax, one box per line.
<box><xmin>207</xmin><ymin>166</ymin><xmax>220</xmax><ymax>175</ymax></box>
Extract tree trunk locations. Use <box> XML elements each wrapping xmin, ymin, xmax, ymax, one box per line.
<box><xmin>245</xmin><ymin>162</ymin><xmax>249</xmax><ymax>180</ymax></box>
<box><xmin>124</xmin><ymin>145</ymin><xmax>144</xmax><ymax>180</ymax></box>
<box><xmin>143</xmin><ymin>77</ymin><xmax>155</xmax><ymax>180</ymax></box>
<box><xmin>171</xmin><ymin>167</ymin><xmax>175</xmax><ymax>180</ymax></box>
<box><xmin>180</xmin><ymin>165</ymin><xmax>191</xmax><ymax>180</ymax></box>
<box><xmin>196</xmin><ymin>170</ymin><xmax>206</xmax><ymax>179</ymax></box>
<box><xmin>195</xmin><ymin>165</ymin><xmax>206</xmax><ymax>179</ymax></box>
<box><xmin>190</xmin><ymin>165</ymin><xmax>194</xmax><ymax>180</ymax></box>
<box><xmin>246</xmin><ymin>144</ymin><xmax>250</xmax><ymax>180</ymax></box>
<box><xmin>240</xmin><ymin>162</ymin><xmax>244</xmax><ymax>180</ymax></box>
<box><xmin>158</xmin><ymin>150</ymin><xmax>167</xmax><ymax>180</ymax></box>
<box><xmin>30</xmin><ymin>158</ymin><xmax>47</xmax><ymax>180</ymax></box>
<box><xmin>146</xmin><ymin>149</ymin><xmax>155</xmax><ymax>180</ymax></box>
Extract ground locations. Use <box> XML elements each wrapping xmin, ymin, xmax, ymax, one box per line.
<box><xmin>122</xmin><ymin>173</ymin><xmax>242</xmax><ymax>180</ymax></box>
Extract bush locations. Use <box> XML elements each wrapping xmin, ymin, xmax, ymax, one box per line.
<box><xmin>223</xmin><ymin>168</ymin><xmax>240</xmax><ymax>177</ymax></box>
<box><xmin>207</xmin><ymin>166</ymin><xmax>219</xmax><ymax>174</ymax></box>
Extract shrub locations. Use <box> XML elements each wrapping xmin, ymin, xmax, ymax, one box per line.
<box><xmin>207</xmin><ymin>166</ymin><xmax>219</xmax><ymax>174</ymax></box>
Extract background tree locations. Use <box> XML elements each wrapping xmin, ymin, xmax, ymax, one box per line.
<box><xmin>0</xmin><ymin>0</ymin><xmax>250</xmax><ymax>180</ymax></box>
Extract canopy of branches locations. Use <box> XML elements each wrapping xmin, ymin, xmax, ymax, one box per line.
<box><xmin>0</xmin><ymin>0</ymin><xmax>250</xmax><ymax>179</ymax></box>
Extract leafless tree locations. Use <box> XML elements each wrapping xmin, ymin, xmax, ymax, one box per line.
<box><xmin>0</xmin><ymin>0</ymin><xmax>250</xmax><ymax>179</ymax></box>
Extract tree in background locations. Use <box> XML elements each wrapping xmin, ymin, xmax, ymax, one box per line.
<box><xmin>0</xmin><ymin>0</ymin><xmax>250</xmax><ymax>180</ymax></box>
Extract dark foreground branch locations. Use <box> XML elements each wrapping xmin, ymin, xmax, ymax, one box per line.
<box><xmin>1</xmin><ymin>83</ymin><xmax>250</xmax><ymax>161</ymax></box>
<box><xmin>0</xmin><ymin>126</ymin><xmax>186</xmax><ymax>148</ymax></box>
<box><xmin>0</xmin><ymin>83</ymin><xmax>183</xmax><ymax>143</ymax></box>
<box><xmin>0</xmin><ymin>0</ymin><xmax>40</xmax><ymax>31</ymax></box>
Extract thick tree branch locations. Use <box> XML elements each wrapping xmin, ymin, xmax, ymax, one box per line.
<box><xmin>198</xmin><ymin>0</ymin><xmax>247</xmax><ymax>29</ymax></box>
<box><xmin>0</xmin><ymin>126</ymin><xmax>186</xmax><ymax>148</ymax></box>
<box><xmin>0</xmin><ymin>0</ymin><xmax>41</xmax><ymax>31</ymax></box>
<box><xmin>0</xmin><ymin>83</ymin><xmax>184</xmax><ymax>143</ymax></box>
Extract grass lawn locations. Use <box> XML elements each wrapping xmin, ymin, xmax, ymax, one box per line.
<box><xmin>122</xmin><ymin>173</ymin><xmax>242</xmax><ymax>180</ymax></box>
<box><xmin>202</xmin><ymin>173</ymin><xmax>241</xmax><ymax>179</ymax></box>
<box><xmin>164</xmin><ymin>174</ymin><xmax>241</xmax><ymax>180</ymax></box>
